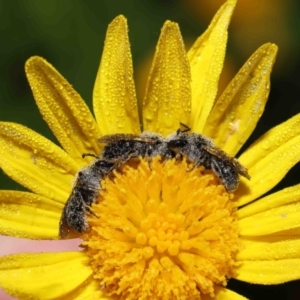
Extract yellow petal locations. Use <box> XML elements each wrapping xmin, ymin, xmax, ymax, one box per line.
<box><xmin>0</xmin><ymin>122</ymin><xmax>78</xmax><ymax>202</ymax></box>
<box><xmin>93</xmin><ymin>15</ymin><xmax>140</xmax><ymax>135</ymax></box>
<box><xmin>235</xmin><ymin>259</ymin><xmax>300</xmax><ymax>284</ymax></box>
<box><xmin>202</xmin><ymin>286</ymin><xmax>248</xmax><ymax>300</ymax></box>
<box><xmin>237</xmin><ymin>237</ymin><xmax>300</xmax><ymax>261</ymax></box>
<box><xmin>188</xmin><ymin>0</ymin><xmax>236</xmax><ymax>133</ymax></box>
<box><xmin>143</xmin><ymin>21</ymin><xmax>191</xmax><ymax>136</ymax></box>
<box><xmin>0</xmin><ymin>252</ymin><xmax>93</xmax><ymax>299</ymax></box>
<box><xmin>239</xmin><ymin>202</ymin><xmax>300</xmax><ymax>236</ymax></box>
<box><xmin>58</xmin><ymin>278</ymin><xmax>108</xmax><ymax>300</ymax></box>
<box><xmin>237</xmin><ymin>184</ymin><xmax>300</xmax><ymax>219</ymax></box>
<box><xmin>25</xmin><ymin>57</ymin><xmax>101</xmax><ymax>163</ymax></box>
<box><xmin>236</xmin><ymin>133</ymin><xmax>300</xmax><ymax>206</ymax></box>
<box><xmin>204</xmin><ymin>43</ymin><xmax>278</xmax><ymax>156</ymax></box>
<box><xmin>0</xmin><ymin>191</ymin><xmax>62</xmax><ymax>239</ymax></box>
<box><xmin>239</xmin><ymin>112</ymin><xmax>300</xmax><ymax>170</ymax></box>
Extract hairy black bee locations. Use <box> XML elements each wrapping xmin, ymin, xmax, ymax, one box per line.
<box><xmin>99</xmin><ymin>132</ymin><xmax>174</xmax><ymax>164</ymax></box>
<box><xmin>166</xmin><ymin>124</ymin><xmax>250</xmax><ymax>192</ymax></box>
<box><xmin>59</xmin><ymin>124</ymin><xmax>249</xmax><ymax>237</ymax></box>
<box><xmin>59</xmin><ymin>159</ymin><xmax>116</xmax><ymax>238</ymax></box>
<box><xmin>59</xmin><ymin>133</ymin><xmax>174</xmax><ymax>237</ymax></box>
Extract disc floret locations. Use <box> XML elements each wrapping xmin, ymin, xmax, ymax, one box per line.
<box><xmin>83</xmin><ymin>158</ymin><xmax>240</xmax><ymax>299</ymax></box>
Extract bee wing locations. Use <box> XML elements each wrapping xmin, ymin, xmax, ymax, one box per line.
<box><xmin>99</xmin><ymin>134</ymin><xmax>157</xmax><ymax>144</ymax></box>
<box><xmin>203</xmin><ymin>146</ymin><xmax>250</xmax><ymax>180</ymax></box>
<box><xmin>210</xmin><ymin>157</ymin><xmax>239</xmax><ymax>192</ymax></box>
<box><xmin>98</xmin><ymin>134</ymin><xmax>139</xmax><ymax>143</ymax></box>
<box><xmin>98</xmin><ymin>133</ymin><xmax>153</xmax><ymax>144</ymax></box>
<box><xmin>231</xmin><ymin>158</ymin><xmax>250</xmax><ymax>179</ymax></box>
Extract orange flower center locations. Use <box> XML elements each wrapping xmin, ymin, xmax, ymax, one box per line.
<box><xmin>82</xmin><ymin>157</ymin><xmax>239</xmax><ymax>299</ymax></box>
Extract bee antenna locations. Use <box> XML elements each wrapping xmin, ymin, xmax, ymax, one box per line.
<box><xmin>178</xmin><ymin>123</ymin><xmax>191</xmax><ymax>134</ymax></box>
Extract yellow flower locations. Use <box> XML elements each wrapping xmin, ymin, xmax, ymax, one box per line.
<box><xmin>0</xmin><ymin>0</ymin><xmax>300</xmax><ymax>299</ymax></box>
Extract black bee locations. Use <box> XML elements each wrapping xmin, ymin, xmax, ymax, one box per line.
<box><xmin>99</xmin><ymin>132</ymin><xmax>174</xmax><ymax>164</ymax></box>
<box><xmin>59</xmin><ymin>159</ymin><xmax>116</xmax><ymax>238</ymax></box>
<box><xmin>59</xmin><ymin>132</ymin><xmax>174</xmax><ymax>238</ymax></box>
<box><xmin>166</xmin><ymin>124</ymin><xmax>250</xmax><ymax>192</ymax></box>
<box><xmin>59</xmin><ymin>125</ymin><xmax>249</xmax><ymax>237</ymax></box>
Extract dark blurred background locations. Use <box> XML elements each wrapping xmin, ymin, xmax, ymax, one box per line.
<box><xmin>0</xmin><ymin>0</ymin><xmax>300</xmax><ymax>299</ymax></box>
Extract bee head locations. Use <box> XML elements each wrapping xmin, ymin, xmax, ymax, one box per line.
<box><xmin>167</xmin><ymin>138</ymin><xmax>188</xmax><ymax>153</ymax></box>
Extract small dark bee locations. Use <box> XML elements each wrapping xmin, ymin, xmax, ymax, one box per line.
<box><xmin>166</xmin><ymin>124</ymin><xmax>250</xmax><ymax>192</ymax></box>
<box><xmin>59</xmin><ymin>159</ymin><xmax>116</xmax><ymax>238</ymax></box>
<box><xmin>59</xmin><ymin>124</ymin><xmax>249</xmax><ymax>237</ymax></box>
<box><xmin>99</xmin><ymin>132</ymin><xmax>174</xmax><ymax>164</ymax></box>
<box><xmin>59</xmin><ymin>131</ymin><xmax>174</xmax><ymax>238</ymax></box>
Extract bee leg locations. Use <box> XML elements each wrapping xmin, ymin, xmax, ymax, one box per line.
<box><xmin>144</xmin><ymin>147</ymin><xmax>153</xmax><ymax>170</ymax></box>
<box><xmin>186</xmin><ymin>164</ymin><xmax>196</xmax><ymax>172</ymax></box>
<box><xmin>174</xmin><ymin>152</ymin><xmax>183</xmax><ymax>165</ymax></box>
<box><xmin>100</xmin><ymin>185</ymin><xmax>107</xmax><ymax>193</ymax></box>
<box><xmin>82</xmin><ymin>153</ymin><xmax>100</xmax><ymax>159</ymax></box>
<box><xmin>186</xmin><ymin>159</ymin><xmax>204</xmax><ymax>172</ymax></box>
<box><xmin>85</xmin><ymin>205</ymin><xmax>99</xmax><ymax>218</ymax></box>
<box><xmin>107</xmin><ymin>172</ymin><xmax>116</xmax><ymax>181</ymax></box>
<box><xmin>147</xmin><ymin>157</ymin><xmax>153</xmax><ymax>170</ymax></box>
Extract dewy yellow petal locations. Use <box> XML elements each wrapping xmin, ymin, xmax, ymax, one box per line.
<box><xmin>93</xmin><ymin>15</ymin><xmax>140</xmax><ymax>135</ymax></box>
<box><xmin>0</xmin><ymin>191</ymin><xmax>62</xmax><ymax>239</ymax></box>
<box><xmin>0</xmin><ymin>122</ymin><xmax>78</xmax><ymax>202</ymax></box>
<box><xmin>237</xmin><ymin>184</ymin><xmax>300</xmax><ymax>219</ymax></box>
<box><xmin>143</xmin><ymin>21</ymin><xmax>191</xmax><ymax>136</ymax></box>
<box><xmin>25</xmin><ymin>57</ymin><xmax>102</xmax><ymax>164</ymax></box>
<box><xmin>58</xmin><ymin>278</ymin><xmax>108</xmax><ymax>300</ymax></box>
<box><xmin>188</xmin><ymin>0</ymin><xmax>236</xmax><ymax>133</ymax></box>
<box><xmin>237</xmin><ymin>238</ymin><xmax>300</xmax><ymax>261</ymax></box>
<box><xmin>202</xmin><ymin>286</ymin><xmax>248</xmax><ymax>300</ymax></box>
<box><xmin>239</xmin><ymin>112</ymin><xmax>300</xmax><ymax>170</ymax></box>
<box><xmin>239</xmin><ymin>202</ymin><xmax>300</xmax><ymax>236</ymax></box>
<box><xmin>0</xmin><ymin>252</ymin><xmax>93</xmax><ymax>299</ymax></box>
<box><xmin>235</xmin><ymin>259</ymin><xmax>300</xmax><ymax>284</ymax></box>
<box><xmin>204</xmin><ymin>43</ymin><xmax>278</xmax><ymax>156</ymax></box>
<box><xmin>236</xmin><ymin>133</ymin><xmax>300</xmax><ymax>206</ymax></box>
